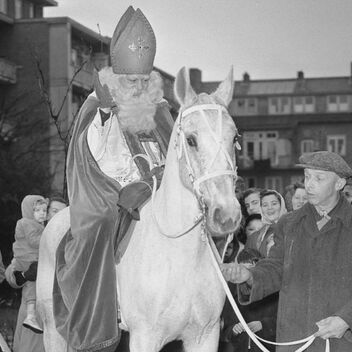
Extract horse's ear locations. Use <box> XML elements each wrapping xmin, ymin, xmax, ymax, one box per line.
<box><xmin>174</xmin><ymin>67</ymin><xmax>197</xmax><ymax>106</ymax></box>
<box><xmin>212</xmin><ymin>67</ymin><xmax>234</xmax><ymax>106</ymax></box>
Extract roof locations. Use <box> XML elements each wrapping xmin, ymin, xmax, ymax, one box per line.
<box><xmin>45</xmin><ymin>17</ymin><xmax>111</xmax><ymax>45</ymax></box>
<box><xmin>234</xmin><ymin>76</ymin><xmax>352</xmax><ymax>97</ymax></box>
<box><xmin>31</xmin><ymin>0</ymin><xmax>57</xmax><ymax>6</ymax></box>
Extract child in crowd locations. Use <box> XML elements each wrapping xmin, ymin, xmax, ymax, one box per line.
<box><xmin>12</xmin><ymin>195</ymin><xmax>48</xmax><ymax>334</ymax></box>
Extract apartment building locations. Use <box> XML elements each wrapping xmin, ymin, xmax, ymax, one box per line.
<box><xmin>190</xmin><ymin>68</ymin><xmax>352</xmax><ymax>193</ymax></box>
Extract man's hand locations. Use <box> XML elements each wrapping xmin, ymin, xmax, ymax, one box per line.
<box><xmin>315</xmin><ymin>316</ymin><xmax>349</xmax><ymax>339</ymax></box>
<box><xmin>220</xmin><ymin>262</ymin><xmax>252</xmax><ymax>284</ymax></box>
<box><xmin>93</xmin><ymin>70</ymin><xmax>116</xmax><ymax>109</ymax></box>
<box><xmin>232</xmin><ymin>322</ymin><xmax>244</xmax><ymax>335</ymax></box>
<box><xmin>232</xmin><ymin>321</ymin><xmax>262</xmax><ymax>335</ymax></box>
<box><xmin>248</xmin><ymin>321</ymin><xmax>263</xmax><ymax>333</ymax></box>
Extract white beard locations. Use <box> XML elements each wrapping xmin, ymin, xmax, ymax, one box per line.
<box><xmin>98</xmin><ymin>68</ymin><xmax>164</xmax><ymax>134</ymax></box>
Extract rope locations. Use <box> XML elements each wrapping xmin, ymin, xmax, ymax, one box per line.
<box><xmin>206</xmin><ymin>235</ymin><xmax>330</xmax><ymax>352</ymax></box>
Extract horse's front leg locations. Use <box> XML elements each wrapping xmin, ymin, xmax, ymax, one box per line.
<box><xmin>129</xmin><ymin>329</ymin><xmax>165</xmax><ymax>352</ymax></box>
<box><xmin>182</xmin><ymin>322</ymin><xmax>220</xmax><ymax>352</ymax></box>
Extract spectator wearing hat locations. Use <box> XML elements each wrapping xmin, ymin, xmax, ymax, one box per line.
<box><xmin>221</xmin><ymin>151</ymin><xmax>352</xmax><ymax>352</ymax></box>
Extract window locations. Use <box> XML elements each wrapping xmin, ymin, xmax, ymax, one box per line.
<box><xmin>246</xmin><ymin>177</ymin><xmax>256</xmax><ymax>188</ymax></box>
<box><xmin>0</xmin><ymin>0</ymin><xmax>7</xmax><ymax>14</ymax></box>
<box><xmin>247</xmin><ymin>98</ymin><xmax>257</xmax><ymax>113</ymax></box>
<box><xmin>247</xmin><ymin>141</ymin><xmax>254</xmax><ymax>159</ymax></box>
<box><xmin>234</xmin><ymin>98</ymin><xmax>256</xmax><ymax>114</ymax></box>
<box><xmin>269</xmin><ymin>97</ymin><xmax>291</xmax><ymax>114</ymax></box>
<box><xmin>14</xmin><ymin>0</ymin><xmax>22</xmax><ymax>19</ymax></box>
<box><xmin>327</xmin><ymin>135</ymin><xmax>346</xmax><ymax>156</ymax></box>
<box><xmin>237</xmin><ymin>99</ymin><xmax>245</xmax><ymax>108</ymax></box>
<box><xmin>293</xmin><ymin>96</ymin><xmax>315</xmax><ymax>113</ymax></box>
<box><xmin>71</xmin><ymin>49</ymin><xmax>78</xmax><ymax>66</ymax></box>
<box><xmin>327</xmin><ymin>95</ymin><xmax>349</xmax><ymax>112</ymax></box>
<box><xmin>28</xmin><ymin>3</ymin><xmax>34</xmax><ymax>18</ymax></box>
<box><xmin>265</xmin><ymin>176</ymin><xmax>282</xmax><ymax>193</ymax></box>
<box><xmin>242</xmin><ymin>131</ymin><xmax>278</xmax><ymax>165</ymax></box>
<box><xmin>301</xmin><ymin>139</ymin><xmax>314</xmax><ymax>154</ymax></box>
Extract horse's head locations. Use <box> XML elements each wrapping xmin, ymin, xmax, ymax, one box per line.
<box><xmin>173</xmin><ymin>67</ymin><xmax>242</xmax><ymax>236</ymax></box>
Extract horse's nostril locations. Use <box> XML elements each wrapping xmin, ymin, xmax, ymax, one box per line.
<box><xmin>213</xmin><ymin>207</ymin><xmax>234</xmax><ymax>226</ymax></box>
<box><xmin>213</xmin><ymin>207</ymin><xmax>222</xmax><ymax>223</ymax></box>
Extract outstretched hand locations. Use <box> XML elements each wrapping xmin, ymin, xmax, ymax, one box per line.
<box><xmin>232</xmin><ymin>321</ymin><xmax>262</xmax><ymax>335</ymax></box>
<box><xmin>93</xmin><ymin>70</ymin><xmax>117</xmax><ymax>109</ymax></box>
<box><xmin>315</xmin><ymin>316</ymin><xmax>349</xmax><ymax>339</ymax></box>
<box><xmin>220</xmin><ymin>262</ymin><xmax>252</xmax><ymax>284</ymax></box>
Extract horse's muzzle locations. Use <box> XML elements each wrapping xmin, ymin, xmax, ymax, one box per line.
<box><xmin>207</xmin><ymin>204</ymin><xmax>242</xmax><ymax>236</ymax></box>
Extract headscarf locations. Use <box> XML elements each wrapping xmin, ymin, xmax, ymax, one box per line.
<box><xmin>260</xmin><ymin>189</ymin><xmax>287</xmax><ymax>225</ymax></box>
<box><xmin>21</xmin><ymin>195</ymin><xmax>46</xmax><ymax>220</ymax></box>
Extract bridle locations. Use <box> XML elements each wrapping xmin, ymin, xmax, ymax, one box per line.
<box><xmin>150</xmin><ymin>103</ymin><xmax>239</xmax><ymax>238</ymax></box>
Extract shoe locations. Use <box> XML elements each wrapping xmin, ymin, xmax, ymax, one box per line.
<box><xmin>23</xmin><ymin>315</ymin><xmax>43</xmax><ymax>334</ymax></box>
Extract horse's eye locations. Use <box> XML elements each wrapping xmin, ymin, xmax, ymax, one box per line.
<box><xmin>233</xmin><ymin>135</ymin><xmax>238</xmax><ymax>144</ymax></box>
<box><xmin>186</xmin><ymin>135</ymin><xmax>197</xmax><ymax>148</ymax></box>
<box><xmin>233</xmin><ymin>134</ymin><xmax>241</xmax><ymax>150</ymax></box>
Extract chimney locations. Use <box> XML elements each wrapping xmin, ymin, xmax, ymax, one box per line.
<box><xmin>243</xmin><ymin>72</ymin><xmax>250</xmax><ymax>82</ymax></box>
<box><xmin>297</xmin><ymin>71</ymin><xmax>304</xmax><ymax>80</ymax></box>
<box><xmin>189</xmin><ymin>68</ymin><xmax>202</xmax><ymax>92</ymax></box>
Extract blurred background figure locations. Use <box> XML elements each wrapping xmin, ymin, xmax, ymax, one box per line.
<box><xmin>246</xmin><ymin>190</ymin><xmax>286</xmax><ymax>257</ymax></box>
<box><xmin>342</xmin><ymin>183</ymin><xmax>352</xmax><ymax>204</ymax></box>
<box><xmin>291</xmin><ymin>182</ymin><xmax>308</xmax><ymax>210</ymax></box>
<box><xmin>244</xmin><ymin>213</ymin><xmax>263</xmax><ymax>241</ymax></box>
<box><xmin>47</xmin><ymin>196</ymin><xmax>68</xmax><ymax>222</ymax></box>
<box><xmin>242</xmin><ymin>188</ymin><xmax>262</xmax><ymax>217</ymax></box>
<box><xmin>234</xmin><ymin>176</ymin><xmax>246</xmax><ymax>201</ymax></box>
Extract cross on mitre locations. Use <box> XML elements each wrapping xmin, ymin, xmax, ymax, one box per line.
<box><xmin>128</xmin><ymin>37</ymin><xmax>150</xmax><ymax>58</ymax></box>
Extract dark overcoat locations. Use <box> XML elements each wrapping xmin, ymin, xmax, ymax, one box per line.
<box><xmin>239</xmin><ymin>196</ymin><xmax>352</xmax><ymax>352</ymax></box>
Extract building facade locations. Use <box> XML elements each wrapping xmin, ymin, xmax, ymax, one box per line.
<box><xmin>190</xmin><ymin>68</ymin><xmax>352</xmax><ymax>193</ymax></box>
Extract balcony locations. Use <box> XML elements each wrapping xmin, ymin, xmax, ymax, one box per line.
<box><xmin>237</xmin><ymin>155</ymin><xmax>293</xmax><ymax>170</ymax></box>
<box><xmin>0</xmin><ymin>58</ymin><xmax>17</xmax><ymax>84</ymax></box>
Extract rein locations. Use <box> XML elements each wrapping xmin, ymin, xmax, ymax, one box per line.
<box><xmin>150</xmin><ymin>103</ymin><xmax>238</xmax><ymax>238</ymax></box>
<box><xmin>206</xmin><ymin>235</ymin><xmax>330</xmax><ymax>352</ymax></box>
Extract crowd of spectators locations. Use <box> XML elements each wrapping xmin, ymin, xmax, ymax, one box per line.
<box><xmin>0</xmin><ymin>195</ymin><xmax>67</xmax><ymax>352</ymax></box>
<box><xmin>219</xmin><ymin>180</ymin><xmax>310</xmax><ymax>352</ymax></box>
<box><xmin>1</xmin><ymin>159</ymin><xmax>352</xmax><ymax>352</ymax></box>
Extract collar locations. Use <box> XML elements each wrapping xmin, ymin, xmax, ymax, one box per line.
<box><xmin>303</xmin><ymin>195</ymin><xmax>352</xmax><ymax>227</ymax></box>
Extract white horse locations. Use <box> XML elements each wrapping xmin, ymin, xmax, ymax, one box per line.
<box><xmin>37</xmin><ymin>67</ymin><xmax>242</xmax><ymax>352</ymax></box>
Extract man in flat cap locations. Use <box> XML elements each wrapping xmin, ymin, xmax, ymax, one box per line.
<box><xmin>52</xmin><ymin>6</ymin><xmax>174</xmax><ymax>352</ymax></box>
<box><xmin>221</xmin><ymin>151</ymin><xmax>352</xmax><ymax>352</ymax></box>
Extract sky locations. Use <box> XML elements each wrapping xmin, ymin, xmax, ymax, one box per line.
<box><xmin>45</xmin><ymin>0</ymin><xmax>352</xmax><ymax>82</ymax></box>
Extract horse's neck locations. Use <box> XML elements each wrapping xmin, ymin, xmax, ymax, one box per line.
<box><xmin>153</xmin><ymin>131</ymin><xmax>200</xmax><ymax>234</ymax></box>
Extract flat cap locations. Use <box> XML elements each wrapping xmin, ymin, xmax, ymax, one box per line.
<box><xmin>296</xmin><ymin>151</ymin><xmax>352</xmax><ymax>179</ymax></box>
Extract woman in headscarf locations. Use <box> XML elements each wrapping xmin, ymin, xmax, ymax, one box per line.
<box><xmin>245</xmin><ymin>189</ymin><xmax>287</xmax><ymax>257</ymax></box>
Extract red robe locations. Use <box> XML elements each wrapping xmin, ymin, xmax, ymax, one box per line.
<box><xmin>53</xmin><ymin>95</ymin><xmax>174</xmax><ymax>352</ymax></box>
